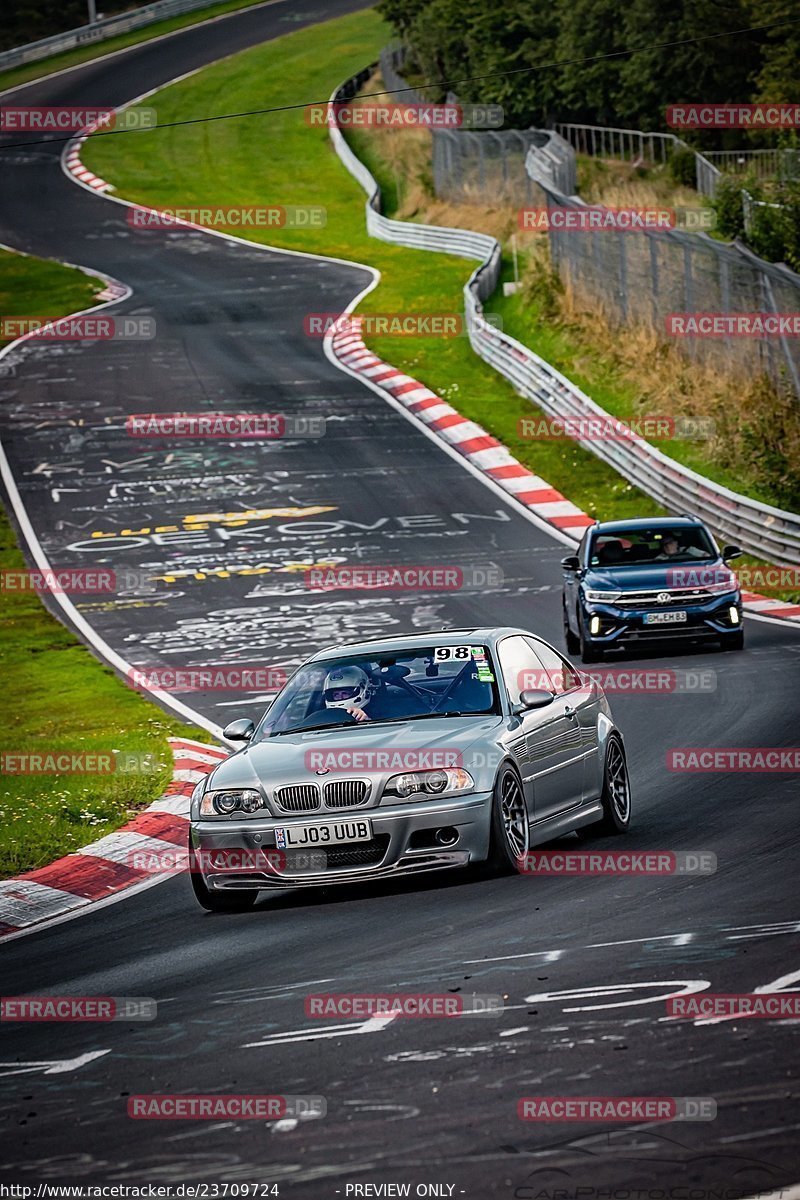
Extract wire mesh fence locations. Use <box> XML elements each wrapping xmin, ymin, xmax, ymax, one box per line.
<box><xmin>376</xmin><ymin>52</ymin><xmax>800</xmax><ymax>401</ymax></box>
<box><xmin>526</xmin><ymin>169</ymin><xmax>800</xmax><ymax>401</ymax></box>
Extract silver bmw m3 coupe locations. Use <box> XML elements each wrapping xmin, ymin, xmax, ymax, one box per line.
<box><xmin>189</xmin><ymin>627</ymin><xmax>631</xmax><ymax>910</ymax></box>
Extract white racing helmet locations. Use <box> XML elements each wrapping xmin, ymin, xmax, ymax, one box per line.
<box><xmin>323</xmin><ymin>665</ymin><xmax>373</xmax><ymax>710</ymax></box>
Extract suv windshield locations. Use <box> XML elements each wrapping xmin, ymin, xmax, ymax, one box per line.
<box><xmin>589</xmin><ymin>525</ymin><xmax>716</xmax><ymax>568</ymax></box>
<box><xmin>253</xmin><ymin>644</ymin><xmax>499</xmax><ymax>739</ymax></box>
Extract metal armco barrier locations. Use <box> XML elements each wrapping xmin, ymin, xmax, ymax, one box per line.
<box><xmin>0</xmin><ymin>0</ymin><xmax>224</xmax><ymax>72</ymax></box>
<box><xmin>331</xmin><ymin>68</ymin><xmax>800</xmax><ymax>565</ymax></box>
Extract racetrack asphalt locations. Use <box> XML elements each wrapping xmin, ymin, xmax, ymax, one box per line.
<box><xmin>0</xmin><ymin>2</ymin><xmax>799</xmax><ymax>1193</ymax></box>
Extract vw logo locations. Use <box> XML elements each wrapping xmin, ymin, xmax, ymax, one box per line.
<box><xmin>656</xmin><ymin>592</ymin><xmax>671</xmax><ymax>604</ymax></box>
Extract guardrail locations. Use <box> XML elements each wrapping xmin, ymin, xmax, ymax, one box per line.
<box><xmin>330</xmin><ymin>68</ymin><xmax>800</xmax><ymax>565</ymax></box>
<box><xmin>554</xmin><ymin>122</ymin><xmax>723</xmax><ymax>199</ymax></box>
<box><xmin>0</xmin><ymin>0</ymin><xmax>222</xmax><ymax>73</ymax></box>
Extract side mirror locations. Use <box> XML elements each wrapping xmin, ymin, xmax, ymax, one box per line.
<box><xmin>561</xmin><ymin>555</ymin><xmax>580</xmax><ymax>572</ymax></box>
<box><xmin>516</xmin><ymin>688</ymin><xmax>555</xmax><ymax>712</ymax></box>
<box><xmin>222</xmin><ymin>718</ymin><xmax>255</xmax><ymax>743</ymax></box>
<box><xmin>721</xmin><ymin>544</ymin><xmax>742</xmax><ymax>561</ymax></box>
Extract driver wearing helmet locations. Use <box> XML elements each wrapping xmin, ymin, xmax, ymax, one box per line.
<box><xmin>323</xmin><ymin>665</ymin><xmax>376</xmax><ymax>723</ymax></box>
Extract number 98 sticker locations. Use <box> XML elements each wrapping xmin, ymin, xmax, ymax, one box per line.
<box><xmin>434</xmin><ymin>646</ymin><xmax>474</xmax><ymax>661</ymax></box>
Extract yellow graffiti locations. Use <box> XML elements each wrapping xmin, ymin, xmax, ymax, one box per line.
<box><xmin>152</xmin><ymin>560</ymin><xmax>342</xmax><ymax>584</ymax></box>
<box><xmin>88</xmin><ymin>505</ymin><xmax>336</xmax><ymax>539</ymax></box>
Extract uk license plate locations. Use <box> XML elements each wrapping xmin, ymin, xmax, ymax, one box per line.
<box><xmin>644</xmin><ymin>610</ymin><xmax>687</xmax><ymax>624</ymax></box>
<box><xmin>274</xmin><ymin>819</ymin><xmax>372</xmax><ymax>848</ymax></box>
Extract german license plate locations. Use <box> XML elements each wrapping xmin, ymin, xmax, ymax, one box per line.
<box><xmin>274</xmin><ymin>819</ymin><xmax>372</xmax><ymax>848</ymax></box>
<box><xmin>644</xmin><ymin>610</ymin><xmax>687</xmax><ymax>624</ymax></box>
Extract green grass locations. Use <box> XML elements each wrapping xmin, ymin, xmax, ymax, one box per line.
<box><xmin>0</xmin><ymin>248</ymin><xmax>211</xmax><ymax>877</ymax></box>
<box><xmin>82</xmin><ymin>9</ymin><xmax>662</xmax><ymax>525</ymax></box>
<box><xmin>0</xmin><ymin>0</ymin><xmax>282</xmax><ymax>94</ymax></box>
<box><xmin>0</xmin><ymin>247</ymin><xmax>101</xmax><ymax>326</ymax></box>
<box><xmin>0</xmin><ymin>506</ymin><xmax>212</xmax><ymax>878</ymax></box>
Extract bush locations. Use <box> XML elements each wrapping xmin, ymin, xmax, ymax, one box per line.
<box><xmin>668</xmin><ymin>145</ymin><xmax>697</xmax><ymax>189</ymax></box>
<box><xmin>712</xmin><ymin>177</ymin><xmax>746</xmax><ymax>241</ymax></box>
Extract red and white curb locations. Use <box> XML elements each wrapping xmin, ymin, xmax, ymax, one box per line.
<box><xmin>330</xmin><ymin>329</ymin><xmax>800</xmax><ymax>625</ymax></box>
<box><xmin>64</xmin><ymin>125</ymin><xmax>113</xmax><ymax>193</ymax></box>
<box><xmin>331</xmin><ymin>328</ymin><xmax>594</xmax><ymax>534</ymax></box>
<box><xmin>0</xmin><ymin>739</ymin><xmax>226</xmax><ymax>940</ymax></box>
<box><xmin>740</xmin><ymin>590</ymin><xmax>800</xmax><ymax>622</ymax></box>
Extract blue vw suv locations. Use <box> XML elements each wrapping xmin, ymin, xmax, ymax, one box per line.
<box><xmin>561</xmin><ymin>517</ymin><xmax>744</xmax><ymax>662</ymax></box>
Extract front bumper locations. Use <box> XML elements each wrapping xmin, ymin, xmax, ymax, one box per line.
<box><xmin>190</xmin><ymin>791</ymin><xmax>493</xmax><ymax>890</ymax></box>
<box><xmin>583</xmin><ymin>592</ymin><xmax>743</xmax><ymax>647</ymax></box>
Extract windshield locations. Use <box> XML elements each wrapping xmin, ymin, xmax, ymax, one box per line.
<box><xmin>589</xmin><ymin>526</ymin><xmax>716</xmax><ymax>568</ymax></box>
<box><xmin>253</xmin><ymin>644</ymin><xmax>500</xmax><ymax>739</ymax></box>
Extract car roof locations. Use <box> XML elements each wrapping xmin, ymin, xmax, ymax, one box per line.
<box><xmin>593</xmin><ymin>516</ymin><xmax>703</xmax><ymax>533</ymax></box>
<box><xmin>309</xmin><ymin>627</ymin><xmax>529</xmax><ymax>661</ymax></box>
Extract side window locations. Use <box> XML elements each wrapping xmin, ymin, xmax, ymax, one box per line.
<box><xmin>577</xmin><ymin>529</ymin><xmax>589</xmax><ymax>566</ymax></box>
<box><xmin>526</xmin><ymin>637</ymin><xmax>581</xmax><ymax>695</ymax></box>
<box><xmin>497</xmin><ymin>636</ymin><xmax>552</xmax><ymax>707</ymax></box>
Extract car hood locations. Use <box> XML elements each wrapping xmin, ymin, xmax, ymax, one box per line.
<box><xmin>585</xmin><ymin>560</ymin><xmax>728</xmax><ymax>591</ymax></box>
<box><xmin>207</xmin><ymin>714</ymin><xmax>505</xmax><ymax>790</ymax></box>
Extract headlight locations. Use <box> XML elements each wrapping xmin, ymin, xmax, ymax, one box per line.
<box><xmin>200</xmin><ymin>788</ymin><xmax>263</xmax><ymax>816</ymax></box>
<box><xmin>382</xmin><ymin>768</ymin><xmax>474</xmax><ymax>802</ymax></box>
<box><xmin>584</xmin><ymin>589</ymin><xmax>622</xmax><ymax>603</ymax></box>
<box><xmin>704</xmin><ymin>575</ymin><xmax>737</xmax><ymax>594</ymax></box>
<box><xmin>191</xmin><ymin>778</ymin><xmax>206</xmax><ymax>805</ymax></box>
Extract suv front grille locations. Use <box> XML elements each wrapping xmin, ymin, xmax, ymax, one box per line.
<box><xmin>324</xmin><ymin>780</ymin><xmax>369</xmax><ymax>808</ymax></box>
<box><xmin>615</xmin><ymin>588</ymin><xmax>717</xmax><ymax>607</ymax></box>
<box><xmin>275</xmin><ymin>784</ymin><xmax>320</xmax><ymax>812</ymax></box>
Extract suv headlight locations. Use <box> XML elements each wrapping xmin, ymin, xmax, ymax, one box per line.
<box><xmin>382</xmin><ymin>768</ymin><xmax>474</xmax><ymax>802</ymax></box>
<box><xmin>200</xmin><ymin>788</ymin><xmax>263</xmax><ymax>816</ymax></box>
<box><xmin>584</xmin><ymin>589</ymin><xmax>622</xmax><ymax>603</ymax></box>
<box><xmin>704</xmin><ymin>575</ymin><xmax>738</xmax><ymax>594</ymax></box>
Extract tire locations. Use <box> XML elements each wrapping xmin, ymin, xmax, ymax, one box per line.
<box><xmin>487</xmin><ymin>765</ymin><xmax>530</xmax><ymax>874</ymax></box>
<box><xmin>720</xmin><ymin>629</ymin><xmax>744</xmax><ymax>651</ymax></box>
<box><xmin>190</xmin><ymin>851</ymin><xmax>259</xmax><ymax>912</ymax></box>
<box><xmin>583</xmin><ymin>735</ymin><xmax>631</xmax><ymax>836</ymax></box>
<box><xmin>563</xmin><ymin>599</ymin><xmax>580</xmax><ymax>655</ymax></box>
<box><xmin>579</xmin><ymin>607</ymin><xmax>603</xmax><ymax>664</ymax></box>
